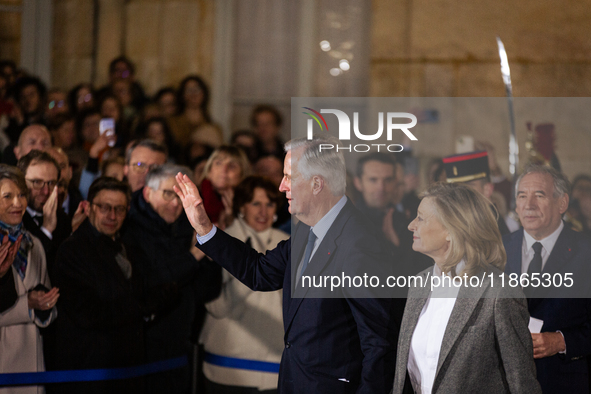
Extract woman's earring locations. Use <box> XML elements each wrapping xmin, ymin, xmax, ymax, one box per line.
<box><xmin>273</xmin><ymin>214</ymin><xmax>278</xmax><ymax>223</ymax></box>
<box><xmin>238</xmin><ymin>212</ymin><xmax>245</xmax><ymax>219</ymax></box>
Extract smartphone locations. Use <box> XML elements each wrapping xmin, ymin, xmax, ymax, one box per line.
<box><xmin>99</xmin><ymin>118</ymin><xmax>116</xmax><ymax>147</ymax></box>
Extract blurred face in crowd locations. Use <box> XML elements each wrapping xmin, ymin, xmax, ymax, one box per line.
<box><xmin>0</xmin><ymin>179</ymin><xmax>27</xmax><ymax>226</ymax></box>
<box><xmin>46</xmin><ymin>147</ymin><xmax>72</xmax><ymax>205</ymax></box>
<box><xmin>157</xmin><ymin>92</ymin><xmax>177</xmax><ymax>118</ymax></box>
<box><xmin>52</xmin><ymin>119</ymin><xmax>76</xmax><ymax>149</ymax></box>
<box><xmin>101</xmin><ymin>97</ymin><xmax>121</xmax><ymax>122</ymax></box>
<box><xmin>14</xmin><ymin>125</ymin><xmax>52</xmax><ymax>159</ymax></box>
<box><xmin>110</xmin><ymin>60</ymin><xmax>133</xmax><ymax>82</ymax></box>
<box><xmin>516</xmin><ymin>172</ymin><xmax>568</xmax><ymax>240</ymax></box>
<box><xmin>124</xmin><ymin>146</ymin><xmax>167</xmax><ymax>192</ymax></box>
<box><xmin>88</xmin><ymin>190</ymin><xmax>128</xmax><ymax>238</ymax></box>
<box><xmin>354</xmin><ymin>160</ymin><xmax>397</xmax><ymax>210</ymax></box>
<box><xmin>104</xmin><ymin>162</ymin><xmax>125</xmax><ymax>181</ymax></box>
<box><xmin>25</xmin><ymin>161</ymin><xmax>59</xmax><ymax>212</ymax></box>
<box><xmin>241</xmin><ymin>187</ymin><xmax>276</xmax><ymax>232</ymax></box>
<box><xmin>144</xmin><ymin>176</ymin><xmax>183</xmax><ymax>224</ymax></box>
<box><xmin>46</xmin><ymin>90</ymin><xmax>68</xmax><ymax>119</ymax></box>
<box><xmin>147</xmin><ymin>122</ymin><xmax>166</xmax><ymax>146</ymax></box>
<box><xmin>76</xmin><ymin>86</ymin><xmax>94</xmax><ymax>111</ymax></box>
<box><xmin>255</xmin><ymin>156</ymin><xmax>284</xmax><ymax>187</ymax></box>
<box><xmin>207</xmin><ymin>153</ymin><xmax>242</xmax><ymax>192</ymax></box>
<box><xmin>81</xmin><ymin>113</ymin><xmax>101</xmax><ymax>144</ymax></box>
<box><xmin>408</xmin><ymin>197</ymin><xmax>450</xmax><ymax>264</ymax></box>
<box><xmin>20</xmin><ymin>84</ymin><xmax>42</xmax><ymax>115</ymax></box>
<box><xmin>254</xmin><ymin>110</ymin><xmax>280</xmax><ymax>144</ymax></box>
<box><xmin>572</xmin><ymin>178</ymin><xmax>591</xmax><ymax>201</ymax></box>
<box><xmin>464</xmin><ymin>178</ymin><xmax>494</xmax><ymax>199</ymax></box>
<box><xmin>183</xmin><ymin>80</ymin><xmax>203</xmax><ymax>110</ymax></box>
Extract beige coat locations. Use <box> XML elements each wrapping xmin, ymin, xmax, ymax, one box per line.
<box><xmin>200</xmin><ymin>218</ymin><xmax>288</xmax><ymax>390</ymax></box>
<box><xmin>0</xmin><ymin>235</ymin><xmax>57</xmax><ymax>394</ymax></box>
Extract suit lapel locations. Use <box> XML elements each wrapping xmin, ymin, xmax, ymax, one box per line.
<box><xmin>531</xmin><ymin>225</ymin><xmax>576</xmax><ymax>299</ymax></box>
<box><xmin>432</xmin><ymin>272</ymin><xmax>489</xmax><ymax>392</ymax></box>
<box><xmin>284</xmin><ymin>201</ymin><xmax>352</xmax><ymax>334</ymax></box>
<box><xmin>395</xmin><ymin>270</ymin><xmax>431</xmax><ymax>390</ymax></box>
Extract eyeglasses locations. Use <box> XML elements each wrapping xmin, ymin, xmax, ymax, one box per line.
<box><xmin>160</xmin><ymin>189</ymin><xmax>180</xmax><ymax>202</ymax></box>
<box><xmin>92</xmin><ymin>203</ymin><xmax>127</xmax><ymax>216</ymax></box>
<box><xmin>26</xmin><ymin>179</ymin><xmax>58</xmax><ymax>190</ymax></box>
<box><xmin>48</xmin><ymin>100</ymin><xmax>65</xmax><ymax>110</ymax></box>
<box><xmin>130</xmin><ymin>162</ymin><xmax>160</xmax><ymax>174</ymax></box>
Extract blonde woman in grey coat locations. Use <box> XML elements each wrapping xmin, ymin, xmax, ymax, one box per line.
<box><xmin>392</xmin><ymin>183</ymin><xmax>541</xmax><ymax>394</ymax></box>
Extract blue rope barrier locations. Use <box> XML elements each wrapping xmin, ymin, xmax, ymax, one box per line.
<box><xmin>204</xmin><ymin>352</ymin><xmax>280</xmax><ymax>373</ymax></box>
<box><xmin>0</xmin><ymin>356</ymin><xmax>187</xmax><ymax>386</ymax></box>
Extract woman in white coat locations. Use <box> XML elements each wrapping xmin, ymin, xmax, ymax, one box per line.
<box><xmin>200</xmin><ymin>176</ymin><xmax>288</xmax><ymax>394</ymax></box>
<box><xmin>0</xmin><ymin>165</ymin><xmax>59</xmax><ymax>394</ymax></box>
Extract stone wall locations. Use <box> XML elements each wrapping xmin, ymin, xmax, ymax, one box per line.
<box><xmin>0</xmin><ymin>0</ymin><xmax>22</xmax><ymax>62</ymax></box>
<box><xmin>51</xmin><ymin>0</ymin><xmax>215</xmax><ymax>95</ymax></box>
<box><xmin>370</xmin><ymin>0</ymin><xmax>591</xmax><ymax>177</ymax></box>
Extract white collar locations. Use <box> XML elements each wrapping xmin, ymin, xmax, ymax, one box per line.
<box><xmin>523</xmin><ymin>221</ymin><xmax>564</xmax><ymax>255</ymax></box>
<box><xmin>310</xmin><ymin>195</ymin><xmax>347</xmax><ymax>241</ymax></box>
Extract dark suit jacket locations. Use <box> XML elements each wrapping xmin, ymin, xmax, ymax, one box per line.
<box><xmin>504</xmin><ymin>225</ymin><xmax>591</xmax><ymax>393</ymax></box>
<box><xmin>392</xmin><ymin>266</ymin><xmax>540</xmax><ymax>394</ymax></box>
<box><xmin>53</xmin><ymin>219</ymin><xmax>144</xmax><ymax>393</ymax></box>
<box><xmin>198</xmin><ymin>199</ymin><xmax>400</xmax><ymax>394</ymax></box>
<box><xmin>23</xmin><ymin>208</ymin><xmax>72</xmax><ymax>277</ymax></box>
<box><xmin>0</xmin><ymin>269</ymin><xmax>17</xmax><ymax>313</ymax></box>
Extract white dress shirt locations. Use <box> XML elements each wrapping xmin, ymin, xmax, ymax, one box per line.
<box><xmin>407</xmin><ymin>261</ymin><xmax>465</xmax><ymax>394</ymax></box>
<box><xmin>521</xmin><ymin>221</ymin><xmax>564</xmax><ymax>273</ymax></box>
<box><xmin>295</xmin><ymin>196</ymin><xmax>347</xmax><ymax>278</ymax></box>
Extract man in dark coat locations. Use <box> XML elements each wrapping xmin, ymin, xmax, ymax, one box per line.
<box><xmin>54</xmin><ymin>177</ymin><xmax>144</xmax><ymax>394</ymax></box>
<box><xmin>175</xmin><ymin>137</ymin><xmax>399</xmax><ymax>394</ymax></box>
<box><xmin>353</xmin><ymin>153</ymin><xmax>433</xmax><ymax>276</ymax></box>
<box><xmin>503</xmin><ymin>164</ymin><xmax>591</xmax><ymax>393</ymax></box>
<box><xmin>122</xmin><ymin>164</ymin><xmax>221</xmax><ymax>394</ymax></box>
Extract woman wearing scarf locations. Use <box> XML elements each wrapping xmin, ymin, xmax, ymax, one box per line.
<box><xmin>0</xmin><ymin>164</ymin><xmax>58</xmax><ymax>394</ymax></box>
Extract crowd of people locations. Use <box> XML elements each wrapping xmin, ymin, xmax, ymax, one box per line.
<box><xmin>0</xmin><ymin>55</ymin><xmax>590</xmax><ymax>394</ymax></box>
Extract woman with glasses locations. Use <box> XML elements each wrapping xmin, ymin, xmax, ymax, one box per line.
<box><xmin>0</xmin><ymin>164</ymin><xmax>59</xmax><ymax>394</ymax></box>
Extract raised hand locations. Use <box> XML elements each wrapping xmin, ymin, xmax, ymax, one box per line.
<box><xmin>0</xmin><ymin>234</ymin><xmax>22</xmax><ymax>278</ymax></box>
<box><xmin>42</xmin><ymin>186</ymin><xmax>59</xmax><ymax>233</ymax></box>
<box><xmin>173</xmin><ymin>173</ymin><xmax>213</xmax><ymax>236</ymax></box>
<box><xmin>89</xmin><ymin>132</ymin><xmax>116</xmax><ymax>159</ymax></box>
<box><xmin>71</xmin><ymin>201</ymin><xmax>89</xmax><ymax>232</ymax></box>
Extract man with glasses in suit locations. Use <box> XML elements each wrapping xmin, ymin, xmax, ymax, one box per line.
<box><xmin>54</xmin><ymin>177</ymin><xmax>145</xmax><ymax>394</ymax></box>
<box><xmin>17</xmin><ymin>150</ymin><xmax>72</xmax><ymax>271</ymax></box>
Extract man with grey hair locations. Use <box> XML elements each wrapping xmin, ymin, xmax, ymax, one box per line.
<box><xmin>503</xmin><ymin>164</ymin><xmax>591</xmax><ymax>393</ymax></box>
<box><xmin>175</xmin><ymin>136</ymin><xmax>397</xmax><ymax>393</ymax></box>
<box><xmin>122</xmin><ymin>164</ymin><xmax>221</xmax><ymax>394</ymax></box>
